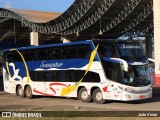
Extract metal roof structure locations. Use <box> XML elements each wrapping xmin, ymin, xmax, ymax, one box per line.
<box><xmin>0</xmin><ymin>0</ymin><xmax>153</xmax><ymax>44</ymax></box>
<box><xmin>0</xmin><ymin>8</ymin><xmax>61</xmax><ymax>44</ymax></box>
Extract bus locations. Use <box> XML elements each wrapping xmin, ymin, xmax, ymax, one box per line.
<box><xmin>3</xmin><ymin>40</ymin><xmax>152</xmax><ymax>104</ymax></box>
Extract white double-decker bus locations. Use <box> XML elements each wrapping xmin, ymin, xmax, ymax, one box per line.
<box><xmin>3</xmin><ymin>40</ymin><xmax>152</xmax><ymax>104</ymax></box>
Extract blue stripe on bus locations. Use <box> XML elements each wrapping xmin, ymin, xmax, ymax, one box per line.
<box><xmin>4</xmin><ymin>59</ymin><xmax>91</xmax><ymax>78</ymax></box>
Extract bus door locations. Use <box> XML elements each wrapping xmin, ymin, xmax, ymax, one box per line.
<box><xmin>102</xmin><ymin>58</ymin><xmax>123</xmax><ymax>100</ymax></box>
<box><xmin>109</xmin><ymin>62</ymin><xmax>123</xmax><ymax>101</ymax></box>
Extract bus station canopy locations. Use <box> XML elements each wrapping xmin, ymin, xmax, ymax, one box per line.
<box><xmin>0</xmin><ymin>0</ymin><xmax>153</xmax><ymax>44</ymax></box>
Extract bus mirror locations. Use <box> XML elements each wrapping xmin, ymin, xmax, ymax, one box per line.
<box><xmin>110</xmin><ymin>58</ymin><xmax>128</xmax><ymax>72</ymax></box>
<box><xmin>148</xmin><ymin>58</ymin><xmax>160</xmax><ymax>71</ymax></box>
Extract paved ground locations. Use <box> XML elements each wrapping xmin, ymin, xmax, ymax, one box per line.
<box><xmin>0</xmin><ymin>82</ymin><xmax>160</xmax><ymax>119</ymax></box>
<box><xmin>0</xmin><ymin>87</ymin><xmax>160</xmax><ymax>112</ymax></box>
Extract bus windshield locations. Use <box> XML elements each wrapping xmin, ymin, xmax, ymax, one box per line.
<box><xmin>116</xmin><ymin>42</ymin><xmax>147</xmax><ymax>62</ymax></box>
<box><xmin>123</xmin><ymin>65</ymin><xmax>151</xmax><ymax>87</ymax></box>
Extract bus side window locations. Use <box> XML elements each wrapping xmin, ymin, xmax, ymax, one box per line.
<box><xmin>51</xmin><ymin>71</ymin><xmax>59</xmax><ymax>81</ymax></box>
<box><xmin>105</xmin><ymin>45</ymin><xmax>113</xmax><ymax>57</ymax></box>
<box><xmin>83</xmin><ymin>71</ymin><xmax>100</xmax><ymax>83</ymax></box>
<box><xmin>63</xmin><ymin>48</ymin><xmax>77</xmax><ymax>59</ymax></box>
<box><xmin>59</xmin><ymin>71</ymin><xmax>66</xmax><ymax>82</ymax></box>
<box><xmin>103</xmin><ymin>61</ymin><xmax>122</xmax><ymax>83</ymax></box>
<box><xmin>6</xmin><ymin>53</ymin><xmax>13</xmax><ymax>62</ymax></box>
<box><xmin>48</xmin><ymin>49</ymin><xmax>56</xmax><ymax>60</ymax></box>
<box><xmin>49</xmin><ymin>48</ymin><xmax>63</xmax><ymax>60</ymax></box>
<box><xmin>49</xmin><ymin>71</ymin><xmax>66</xmax><ymax>82</ymax></box>
<box><xmin>78</xmin><ymin>48</ymin><xmax>86</xmax><ymax>58</ymax></box>
<box><xmin>13</xmin><ymin>52</ymin><xmax>22</xmax><ymax>62</ymax></box>
<box><xmin>77</xmin><ymin>45</ymin><xmax>91</xmax><ymax>59</ymax></box>
<box><xmin>5</xmin><ymin>51</ymin><xmax>24</xmax><ymax>62</ymax></box>
<box><xmin>23</xmin><ymin>51</ymin><xmax>35</xmax><ymax>61</ymax></box>
<box><xmin>98</xmin><ymin>44</ymin><xmax>117</xmax><ymax>58</ymax></box>
<box><xmin>67</xmin><ymin>70</ymin><xmax>75</xmax><ymax>82</ymax></box>
<box><xmin>36</xmin><ymin>71</ymin><xmax>46</xmax><ymax>81</ymax></box>
<box><xmin>47</xmin><ymin>71</ymin><xmax>56</xmax><ymax>81</ymax></box>
<box><xmin>37</xmin><ymin>49</ymin><xmax>48</xmax><ymax>60</ymax></box>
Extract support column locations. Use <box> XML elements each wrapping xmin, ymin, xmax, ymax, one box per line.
<box><xmin>30</xmin><ymin>32</ymin><xmax>39</xmax><ymax>46</ymax></box>
<box><xmin>153</xmin><ymin>0</ymin><xmax>160</xmax><ymax>74</ymax></box>
<box><xmin>145</xmin><ymin>36</ymin><xmax>152</xmax><ymax>58</ymax></box>
<box><xmin>61</xmin><ymin>37</ymin><xmax>71</xmax><ymax>43</ymax></box>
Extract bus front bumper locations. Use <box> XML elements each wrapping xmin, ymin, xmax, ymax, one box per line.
<box><xmin>122</xmin><ymin>90</ymin><xmax>152</xmax><ymax>101</ymax></box>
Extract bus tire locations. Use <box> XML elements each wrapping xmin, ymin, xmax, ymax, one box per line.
<box><xmin>78</xmin><ymin>87</ymin><xmax>91</xmax><ymax>103</ymax></box>
<box><xmin>92</xmin><ymin>88</ymin><xmax>106</xmax><ymax>104</ymax></box>
<box><xmin>17</xmin><ymin>86</ymin><xmax>25</xmax><ymax>98</ymax></box>
<box><xmin>25</xmin><ymin>86</ymin><xmax>33</xmax><ymax>99</ymax></box>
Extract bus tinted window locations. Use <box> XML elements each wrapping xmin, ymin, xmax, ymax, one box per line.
<box><xmin>48</xmin><ymin>48</ymin><xmax>63</xmax><ymax>60</ymax></box>
<box><xmin>66</xmin><ymin>70</ymin><xmax>75</xmax><ymax>82</ymax></box>
<box><xmin>102</xmin><ymin>60</ymin><xmax>122</xmax><ymax>83</ymax></box>
<box><xmin>63</xmin><ymin>48</ymin><xmax>77</xmax><ymax>59</ymax></box>
<box><xmin>14</xmin><ymin>52</ymin><xmax>22</xmax><ymax>62</ymax></box>
<box><xmin>5</xmin><ymin>44</ymin><xmax>92</xmax><ymax>62</ymax></box>
<box><xmin>30</xmin><ymin>70</ymin><xmax>100</xmax><ymax>83</ymax></box>
<box><xmin>83</xmin><ymin>71</ymin><xmax>100</xmax><ymax>82</ymax></box>
<box><xmin>37</xmin><ymin>49</ymin><xmax>49</xmax><ymax>60</ymax></box>
<box><xmin>48</xmin><ymin>44</ymin><xmax>92</xmax><ymax>60</ymax></box>
<box><xmin>77</xmin><ymin>45</ymin><xmax>91</xmax><ymax>59</ymax></box>
<box><xmin>6</xmin><ymin>53</ymin><xmax>14</xmax><ymax>62</ymax></box>
<box><xmin>23</xmin><ymin>51</ymin><xmax>35</xmax><ymax>61</ymax></box>
<box><xmin>116</xmin><ymin>43</ymin><xmax>147</xmax><ymax>61</ymax></box>
<box><xmin>6</xmin><ymin>51</ymin><xmax>35</xmax><ymax>62</ymax></box>
<box><xmin>98</xmin><ymin>44</ymin><xmax>117</xmax><ymax>58</ymax></box>
<box><xmin>54</xmin><ymin>70</ymin><xmax>67</xmax><ymax>82</ymax></box>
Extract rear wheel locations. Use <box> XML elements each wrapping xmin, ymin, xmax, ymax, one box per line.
<box><xmin>25</xmin><ymin>86</ymin><xmax>33</xmax><ymax>99</ymax></box>
<box><xmin>17</xmin><ymin>86</ymin><xmax>25</xmax><ymax>98</ymax></box>
<box><xmin>78</xmin><ymin>88</ymin><xmax>92</xmax><ymax>103</ymax></box>
<box><xmin>92</xmin><ymin>88</ymin><xmax>106</xmax><ymax>104</ymax></box>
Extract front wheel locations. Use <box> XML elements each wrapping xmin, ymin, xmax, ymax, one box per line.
<box><xmin>25</xmin><ymin>86</ymin><xmax>33</xmax><ymax>99</ymax></box>
<box><xmin>92</xmin><ymin>88</ymin><xmax>106</xmax><ymax>104</ymax></box>
<box><xmin>78</xmin><ymin>87</ymin><xmax>92</xmax><ymax>103</ymax></box>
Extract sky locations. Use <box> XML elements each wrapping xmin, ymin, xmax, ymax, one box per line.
<box><xmin>0</xmin><ymin>0</ymin><xmax>75</xmax><ymax>12</ymax></box>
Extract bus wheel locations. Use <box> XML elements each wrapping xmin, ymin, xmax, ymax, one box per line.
<box><xmin>78</xmin><ymin>88</ymin><xmax>91</xmax><ymax>103</ymax></box>
<box><xmin>25</xmin><ymin>86</ymin><xmax>33</xmax><ymax>99</ymax></box>
<box><xmin>17</xmin><ymin>86</ymin><xmax>25</xmax><ymax>98</ymax></box>
<box><xmin>92</xmin><ymin>88</ymin><xmax>106</xmax><ymax>104</ymax></box>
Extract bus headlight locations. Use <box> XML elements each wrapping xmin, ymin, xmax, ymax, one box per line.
<box><xmin>126</xmin><ymin>89</ymin><xmax>134</xmax><ymax>93</ymax></box>
<box><xmin>118</xmin><ymin>86</ymin><xmax>134</xmax><ymax>93</ymax></box>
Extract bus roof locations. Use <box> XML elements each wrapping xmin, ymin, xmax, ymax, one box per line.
<box><xmin>3</xmin><ymin>40</ymin><xmax>94</xmax><ymax>52</ymax></box>
<box><xmin>92</xmin><ymin>39</ymin><xmax>138</xmax><ymax>44</ymax></box>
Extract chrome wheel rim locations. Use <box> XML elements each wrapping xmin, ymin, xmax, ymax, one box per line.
<box><xmin>96</xmin><ymin>92</ymin><xmax>103</xmax><ymax>101</ymax></box>
<box><xmin>81</xmin><ymin>91</ymin><xmax>89</xmax><ymax>100</ymax></box>
<box><xmin>26</xmin><ymin>88</ymin><xmax>31</xmax><ymax>96</ymax></box>
<box><xmin>19</xmin><ymin>87</ymin><xmax>23</xmax><ymax>95</ymax></box>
